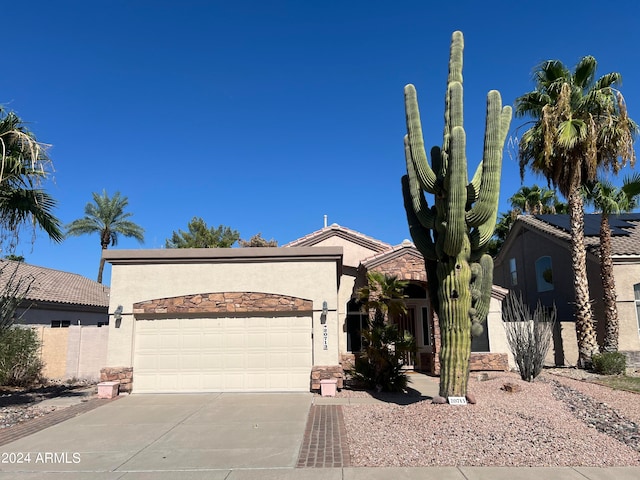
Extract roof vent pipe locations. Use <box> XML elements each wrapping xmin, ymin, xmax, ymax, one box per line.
<box><xmin>324</xmin><ymin>215</ymin><xmax>328</xmax><ymax>228</ymax></box>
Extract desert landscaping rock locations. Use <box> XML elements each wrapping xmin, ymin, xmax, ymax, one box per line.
<box><xmin>342</xmin><ymin>372</ymin><xmax>640</xmax><ymax>467</ymax></box>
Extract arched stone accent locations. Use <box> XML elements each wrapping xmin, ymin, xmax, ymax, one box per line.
<box><xmin>369</xmin><ymin>254</ymin><xmax>427</xmax><ymax>283</ymax></box>
<box><xmin>133</xmin><ymin>292</ymin><xmax>313</xmax><ymax>315</ymax></box>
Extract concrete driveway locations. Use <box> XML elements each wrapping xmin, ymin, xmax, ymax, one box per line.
<box><xmin>0</xmin><ymin>392</ymin><xmax>313</xmax><ymax>479</ymax></box>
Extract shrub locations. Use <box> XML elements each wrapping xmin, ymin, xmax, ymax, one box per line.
<box><xmin>349</xmin><ymin>323</ymin><xmax>416</xmax><ymax>392</ymax></box>
<box><xmin>503</xmin><ymin>292</ymin><xmax>556</xmax><ymax>382</ymax></box>
<box><xmin>592</xmin><ymin>352</ymin><xmax>626</xmax><ymax>375</ymax></box>
<box><xmin>0</xmin><ymin>327</ymin><xmax>43</xmax><ymax>386</ymax></box>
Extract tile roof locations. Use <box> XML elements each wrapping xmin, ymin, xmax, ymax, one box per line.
<box><xmin>0</xmin><ymin>260</ymin><xmax>110</xmax><ymax>308</ymax></box>
<box><xmin>360</xmin><ymin>239</ymin><xmax>422</xmax><ymax>268</ymax></box>
<box><xmin>284</xmin><ymin>223</ymin><xmax>391</xmax><ymax>252</ymax></box>
<box><xmin>516</xmin><ymin>213</ymin><xmax>640</xmax><ymax>257</ymax></box>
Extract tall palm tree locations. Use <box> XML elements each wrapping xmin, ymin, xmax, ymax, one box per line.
<box><xmin>66</xmin><ymin>190</ymin><xmax>145</xmax><ymax>283</ymax></box>
<box><xmin>583</xmin><ymin>174</ymin><xmax>640</xmax><ymax>352</ymax></box>
<box><xmin>515</xmin><ymin>56</ymin><xmax>637</xmax><ymax>367</ymax></box>
<box><xmin>0</xmin><ymin>108</ymin><xmax>62</xmax><ymax>247</ymax></box>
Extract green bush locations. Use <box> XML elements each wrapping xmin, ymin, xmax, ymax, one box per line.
<box><xmin>349</xmin><ymin>323</ymin><xmax>415</xmax><ymax>392</ymax></box>
<box><xmin>592</xmin><ymin>352</ymin><xmax>626</xmax><ymax>375</ymax></box>
<box><xmin>0</xmin><ymin>327</ymin><xmax>43</xmax><ymax>386</ymax></box>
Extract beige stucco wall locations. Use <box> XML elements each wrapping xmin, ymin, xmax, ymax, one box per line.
<box><xmin>37</xmin><ymin>327</ymin><xmax>68</xmax><ymax>379</ymax></box>
<box><xmin>65</xmin><ymin>326</ymin><xmax>109</xmax><ymax>381</ymax></box>
<box><xmin>486</xmin><ymin>296</ymin><xmax>512</xmax><ymax>368</ymax></box>
<box><xmin>35</xmin><ymin>325</ymin><xmax>108</xmax><ymax>381</ymax></box>
<box><xmin>612</xmin><ymin>261</ymin><xmax>640</xmax><ymax>352</ymax></box>
<box><xmin>105</xmin><ymin>248</ymin><xmax>342</xmax><ymax>369</ymax></box>
<box><xmin>310</xmin><ymin>237</ymin><xmax>382</xmax><ymax>268</ymax></box>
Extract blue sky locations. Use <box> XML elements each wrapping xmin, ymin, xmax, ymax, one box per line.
<box><xmin>2</xmin><ymin>0</ymin><xmax>640</xmax><ymax>285</ymax></box>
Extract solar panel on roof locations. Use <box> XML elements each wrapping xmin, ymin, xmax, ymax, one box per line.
<box><xmin>535</xmin><ymin>213</ymin><xmax>640</xmax><ymax>237</ymax></box>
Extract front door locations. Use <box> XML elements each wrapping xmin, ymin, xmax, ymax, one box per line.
<box><xmin>396</xmin><ymin>307</ymin><xmax>417</xmax><ymax>368</ymax></box>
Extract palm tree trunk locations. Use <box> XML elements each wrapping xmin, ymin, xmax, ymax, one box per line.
<box><xmin>599</xmin><ymin>214</ymin><xmax>619</xmax><ymax>352</ymax></box>
<box><xmin>568</xmin><ymin>189</ymin><xmax>599</xmax><ymax>367</ymax></box>
<box><xmin>97</xmin><ymin>246</ymin><xmax>107</xmax><ymax>284</ymax></box>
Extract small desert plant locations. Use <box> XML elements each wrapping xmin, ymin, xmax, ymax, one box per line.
<box><xmin>592</xmin><ymin>351</ymin><xmax>626</xmax><ymax>375</ymax></box>
<box><xmin>0</xmin><ymin>327</ymin><xmax>43</xmax><ymax>386</ymax></box>
<box><xmin>503</xmin><ymin>292</ymin><xmax>556</xmax><ymax>382</ymax></box>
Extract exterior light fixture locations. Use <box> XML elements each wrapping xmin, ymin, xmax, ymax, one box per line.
<box><xmin>113</xmin><ymin>305</ymin><xmax>123</xmax><ymax>328</ymax></box>
<box><xmin>321</xmin><ymin>301</ymin><xmax>328</xmax><ymax>324</ymax></box>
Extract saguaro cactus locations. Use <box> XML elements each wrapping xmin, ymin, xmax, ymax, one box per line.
<box><xmin>402</xmin><ymin>31</ymin><xmax>512</xmax><ymax>398</ymax></box>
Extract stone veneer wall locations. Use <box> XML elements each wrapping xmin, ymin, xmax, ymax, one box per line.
<box><xmin>369</xmin><ymin>254</ymin><xmax>427</xmax><ymax>283</ymax></box>
<box><xmin>469</xmin><ymin>353</ymin><xmax>509</xmax><ymax>371</ymax></box>
<box><xmin>133</xmin><ymin>292</ymin><xmax>313</xmax><ymax>315</ymax></box>
<box><xmin>100</xmin><ymin>367</ymin><xmax>133</xmax><ymax>393</ymax></box>
<box><xmin>311</xmin><ymin>365</ymin><xmax>344</xmax><ymax>391</ymax></box>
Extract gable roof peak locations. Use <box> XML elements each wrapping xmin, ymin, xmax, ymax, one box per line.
<box><xmin>284</xmin><ymin>223</ymin><xmax>391</xmax><ymax>252</ymax></box>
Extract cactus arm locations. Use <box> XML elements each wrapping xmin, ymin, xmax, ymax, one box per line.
<box><xmin>447</xmin><ymin>31</ymin><xmax>464</xmax><ymax>84</ymax></box>
<box><xmin>443</xmin><ymin>32</ymin><xmax>464</xmax><ymax>159</ymax></box>
<box><xmin>405</xmin><ymin>136</ymin><xmax>436</xmax><ymax>229</ymax></box>
<box><xmin>467</xmin><ymin>160</ymin><xmax>483</xmax><ymax>204</ymax></box>
<box><xmin>466</xmin><ymin>91</ymin><xmax>512</xmax><ymax>227</ymax></box>
<box><xmin>470</xmin><ymin>254</ymin><xmax>494</xmax><ymax>330</ymax></box>
<box><xmin>443</xmin><ymin>125</ymin><xmax>467</xmax><ymax>257</ymax></box>
<box><xmin>405</xmin><ymin>85</ymin><xmax>437</xmax><ymax>193</ymax></box>
<box><xmin>402</xmin><ymin>175</ymin><xmax>437</xmax><ymax>260</ymax></box>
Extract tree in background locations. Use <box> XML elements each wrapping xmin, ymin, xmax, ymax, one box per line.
<box><xmin>0</xmin><ymin>107</ymin><xmax>62</xmax><ymax>249</ymax></box>
<box><xmin>66</xmin><ymin>190</ymin><xmax>145</xmax><ymax>283</ymax></box>
<box><xmin>165</xmin><ymin>217</ymin><xmax>239</xmax><ymax>248</ymax></box>
<box><xmin>583</xmin><ymin>174</ymin><xmax>640</xmax><ymax>352</ymax></box>
<box><xmin>508</xmin><ymin>184</ymin><xmax>563</xmax><ymax>215</ymax></box>
<box><xmin>238</xmin><ymin>233</ymin><xmax>278</xmax><ymax>247</ymax></box>
<box><xmin>515</xmin><ymin>56</ymin><xmax>637</xmax><ymax>367</ymax></box>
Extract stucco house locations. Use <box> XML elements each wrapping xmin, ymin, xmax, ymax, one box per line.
<box><xmin>493</xmin><ymin>213</ymin><xmax>640</xmax><ymax>367</ymax></box>
<box><xmin>102</xmin><ymin>223</ymin><xmax>510</xmax><ymax>394</ymax></box>
<box><xmin>0</xmin><ymin>260</ymin><xmax>110</xmax><ymax>380</ymax></box>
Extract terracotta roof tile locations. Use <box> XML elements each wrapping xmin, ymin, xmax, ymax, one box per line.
<box><xmin>0</xmin><ymin>260</ymin><xmax>109</xmax><ymax>308</ymax></box>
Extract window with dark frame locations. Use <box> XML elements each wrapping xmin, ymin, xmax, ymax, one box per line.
<box><xmin>50</xmin><ymin>320</ymin><xmax>71</xmax><ymax>328</ymax></box>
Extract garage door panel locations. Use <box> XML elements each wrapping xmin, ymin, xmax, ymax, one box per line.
<box><xmin>133</xmin><ymin>316</ymin><xmax>312</xmax><ymax>393</ymax></box>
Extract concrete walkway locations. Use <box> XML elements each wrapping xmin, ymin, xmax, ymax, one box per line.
<box><xmin>0</xmin><ymin>374</ymin><xmax>638</xmax><ymax>479</ymax></box>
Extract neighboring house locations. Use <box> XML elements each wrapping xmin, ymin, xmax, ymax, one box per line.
<box><xmin>0</xmin><ymin>260</ymin><xmax>110</xmax><ymax>380</ymax></box>
<box><xmin>494</xmin><ymin>214</ymin><xmax>640</xmax><ymax>367</ymax></box>
<box><xmin>0</xmin><ymin>260</ymin><xmax>110</xmax><ymax>327</ymax></box>
<box><xmin>102</xmin><ymin>223</ymin><xmax>510</xmax><ymax>394</ymax></box>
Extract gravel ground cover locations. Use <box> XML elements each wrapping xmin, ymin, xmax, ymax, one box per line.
<box><xmin>0</xmin><ymin>382</ymin><xmax>94</xmax><ymax>429</ymax></box>
<box><xmin>342</xmin><ymin>371</ymin><xmax>640</xmax><ymax>467</ymax></box>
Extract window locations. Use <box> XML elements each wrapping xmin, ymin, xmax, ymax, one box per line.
<box><xmin>509</xmin><ymin>258</ymin><xmax>517</xmax><ymax>286</ymax></box>
<box><xmin>535</xmin><ymin>256</ymin><xmax>554</xmax><ymax>292</ymax></box>
<box><xmin>50</xmin><ymin>320</ymin><xmax>70</xmax><ymax>328</ymax></box>
<box><xmin>634</xmin><ymin>284</ymin><xmax>640</xmax><ymax>336</ymax></box>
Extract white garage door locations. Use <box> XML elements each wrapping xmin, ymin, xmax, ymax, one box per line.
<box><xmin>133</xmin><ymin>316</ymin><xmax>312</xmax><ymax>393</ymax></box>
